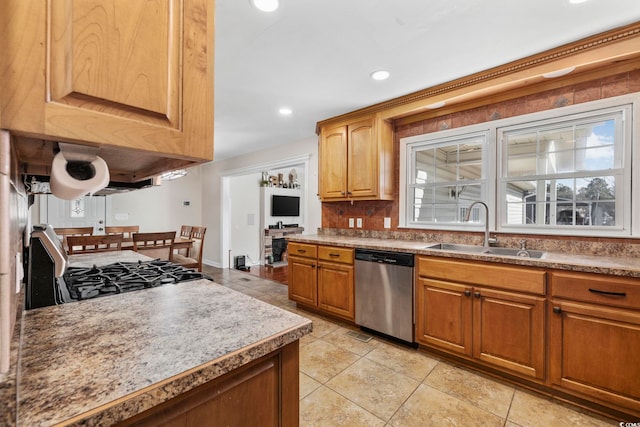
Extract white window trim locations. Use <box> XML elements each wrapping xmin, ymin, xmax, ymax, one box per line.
<box><xmin>399</xmin><ymin>92</ymin><xmax>640</xmax><ymax>238</ymax></box>
<box><xmin>399</xmin><ymin>124</ymin><xmax>493</xmax><ymax>232</ymax></box>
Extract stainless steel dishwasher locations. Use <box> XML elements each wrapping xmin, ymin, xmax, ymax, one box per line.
<box><xmin>355</xmin><ymin>249</ymin><xmax>415</xmax><ymax>344</ymax></box>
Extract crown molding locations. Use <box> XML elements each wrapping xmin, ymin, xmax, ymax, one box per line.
<box><xmin>316</xmin><ymin>21</ymin><xmax>640</xmax><ymax>132</ymax></box>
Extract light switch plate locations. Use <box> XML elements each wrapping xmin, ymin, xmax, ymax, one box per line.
<box><xmin>384</xmin><ymin>217</ymin><xmax>391</xmax><ymax>228</ymax></box>
<box><xmin>356</xmin><ymin>218</ymin><xmax>363</xmax><ymax>228</ymax></box>
<box><xmin>348</xmin><ymin>218</ymin><xmax>355</xmax><ymax>228</ymax></box>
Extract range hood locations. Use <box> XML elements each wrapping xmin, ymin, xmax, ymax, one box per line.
<box><xmin>25</xmin><ymin>175</ymin><xmax>160</xmax><ymax>197</ymax></box>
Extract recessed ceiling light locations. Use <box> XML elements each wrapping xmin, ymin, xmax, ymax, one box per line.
<box><xmin>279</xmin><ymin>107</ymin><xmax>292</xmax><ymax>116</ymax></box>
<box><xmin>426</xmin><ymin>101</ymin><xmax>446</xmax><ymax>109</ymax></box>
<box><xmin>542</xmin><ymin>66</ymin><xmax>576</xmax><ymax>78</ymax></box>
<box><xmin>250</xmin><ymin>0</ymin><xmax>279</xmax><ymax>12</ymax></box>
<box><xmin>568</xmin><ymin>0</ymin><xmax>589</xmax><ymax>4</ymax></box>
<box><xmin>370</xmin><ymin>70</ymin><xmax>390</xmax><ymax>81</ymax></box>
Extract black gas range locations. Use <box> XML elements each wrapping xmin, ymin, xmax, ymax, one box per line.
<box><xmin>62</xmin><ymin>260</ymin><xmax>211</xmax><ymax>301</ymax></box>
<box><xmin>26</xmin><ymin>225</ymin><xmax>211</xmax><ymax>310</ymax></box>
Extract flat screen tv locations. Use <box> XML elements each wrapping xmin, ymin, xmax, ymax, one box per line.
<box><xmin>271</xmin><ymin>195</ymin><xmax>300</xmax><ymax>217</ymax></box>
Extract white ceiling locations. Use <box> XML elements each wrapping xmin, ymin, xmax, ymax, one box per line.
<box><xmin>213</xmin><ymin>0</ymin><xmax>640</xmax><ymax>160</ymax></box>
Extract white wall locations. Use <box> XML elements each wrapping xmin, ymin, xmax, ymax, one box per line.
<box><xmin>107</xmin><ymin>166</ymin><xmax>203</xmax><ymax>232</ymax></box>
<box><xmin>201</xmin><ymin>136</ymin><xmax>320</xmax><ymax>267</ymax></box>
<box><xmin>229</xmin><ymin>173</ymin><xmax>262</xmax><ymax>264</ymax></box>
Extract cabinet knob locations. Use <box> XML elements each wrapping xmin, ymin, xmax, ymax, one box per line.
<box><xmin>464</xmin><ymin>290</ymin><xmax>471</xmax><ymax>297</ymax></box>
<box><xmin>553</xmin><ymin>307</ymin><xmax>562</xmax><ymax>314</ymax></box>
<box><xmin>474</xmin><ymin>292</ymin><xmax>481</xmax><ymax>298</ymax></box>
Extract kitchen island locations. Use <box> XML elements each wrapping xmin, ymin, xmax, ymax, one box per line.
<box><xmin>17</xmin><ymin>252</ymin><xmax>312</xmax><ymax>426</ymax></box>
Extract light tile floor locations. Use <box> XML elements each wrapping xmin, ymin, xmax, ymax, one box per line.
<box><xmin>203</xmin><ymin>266</ymin><xmax>618</xmax><ymax>426</ymax></box>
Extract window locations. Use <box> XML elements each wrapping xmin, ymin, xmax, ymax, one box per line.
<box><xmin>402</xmin><ymin>129</ymin><xmax>489</xmax><ymax>229</ymax></box>
<box><xmin>400</xmin><ymin>96</ymin><xmax>636</xmax><ymax>237</ymax></box>
<box><xmin>498</xmin><ymin>107</ymin><xmax>630</xmax><ymax>235</ymax></box>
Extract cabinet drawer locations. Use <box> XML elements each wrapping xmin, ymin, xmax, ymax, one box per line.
<box><xmin>287</xmin><ymin>242</ymin><xmax>317</xmax><ymax>259</ymax></box>
<box><xmin>317</xmin><ymin>246</ymin><xmax>354</xmax><ymax>265</ymax></box>
<box><xmin>418</xmin><ymin>257</ymin><xmax>546</xmax><ymax>295</ymax></box>
<box><xmin>550</xmin><ymin>271</ymin><xmax>640</xmax><ymax>310</ymax></box>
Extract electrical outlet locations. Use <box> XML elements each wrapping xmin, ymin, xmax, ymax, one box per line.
<box><xmin>384</xmin><ymin>217</ymin><xmax>391</xmax><ymax>228</ymax></box>
<box><xmin>356</xmin><ymin>218</ymin><xmax>363</xmax><ymax>228</ymax></box>
<box><xmin>348</xmin><ymin>218</ymin><xmax>355</xmax><ymax>228</ymax></box>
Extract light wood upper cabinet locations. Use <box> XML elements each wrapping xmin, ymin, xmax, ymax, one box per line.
<box><xmin>318</xmin><ymin>115</ymin><xmax>393</xmax><ymax>201</ymax></box>
<box><xmin>1</xmin><ymin>0</ymin><xmax>213</xmax><ymax>178</ymax></box>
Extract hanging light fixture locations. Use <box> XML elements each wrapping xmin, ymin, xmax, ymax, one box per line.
<box><xmin>251</xmin><ymin>0</ymin><xmax>279</xmax><ymax>12</ymax></box>
<box><xmin>160</xmin><ymin>169</ymin><xmax>187</xmax><ymax>181</ymax></box>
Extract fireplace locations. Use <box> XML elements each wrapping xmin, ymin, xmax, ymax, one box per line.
<box><xmin>271</xmin><ymin>238</ymin><xmax>287</xmax><ymax>263</ymax></box>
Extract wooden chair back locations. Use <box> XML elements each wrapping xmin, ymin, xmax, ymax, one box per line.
<box><xmin>132</xmin><ymin>231</ymin><xmax>176</xmax><ymax>260</ymax></box>
<box><xmin>66</xmin><ymin>234</ymin><xmax>123</xmax><ymax>254</ymax></box>
<box><xmin>179</xmin><ymin>225</ymin><xmax>192</xmax><ymax>239</ymax></box>
<box><xmin>173</xmin><ymin>226</ymin><xmax>206</xmax><ymax>271</ymax></box>
<box><xmin>55</xmin><ymin>226</ymin><xmax>94</xmax><ymax>251</ymax></box>
<box><xmin>176</xmin><ymin>225</ymin><xmax>193</xmax><ymax>256</ymax></box>
<box><xmin>105</xmin><ymin>225</ymin><xmax>139</xmax><ymax>247</ymax></box>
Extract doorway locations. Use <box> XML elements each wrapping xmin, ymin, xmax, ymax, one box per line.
<box><xmin>38</xmin><ymin>195</ymin><xmax>107</xmax><ymax>234</ymax></box>
<box><xmin>220</xmin><ymin>155</ymin><xmax>311</xmax><ymax>268</ymax></box>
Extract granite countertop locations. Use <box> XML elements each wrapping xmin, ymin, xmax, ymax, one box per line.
<box><xmin>17</xmin><ymin>254</ymin><xmax>312</xmax><ymax>426</ymax></box>
<box><xmin>287</xmin><ymin>234</ymin><xmax>640</xmax><ymax>278</ymax></box>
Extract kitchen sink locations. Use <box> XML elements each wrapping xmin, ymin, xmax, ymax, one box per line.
<box><xmin>425</xmin><ymin>243</ymin><xmax>546</xmax><ymax>259</ymax></box>
<box><xmin>425</xmin><ymin>243</ymin><xmax>488</xmax><ymax>253</ymax></box>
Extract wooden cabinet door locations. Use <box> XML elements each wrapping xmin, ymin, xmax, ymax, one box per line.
<box><xmin>549</xmin><ymin>300</ymin><xmax>640</xmax><ymax>414</ymax></box>
<box><xmin>1</xmin><ymin>0</ymin><xmax>213</xmax><ymax>160</ymax></box>
<box><xmin>317</xmin><ymin>261</ymin><xmax>354</xmax><ymax>321</ymax></box>
<box><xmin>119</xmin><ymin>342</ymin><xmax>300</xmax><ymax>427</ymax></box>
<box><xmin>288</xmin><ymin>256</ymin><xmax>317</xmax><ymax>307</ymax></box>
<box><xmin>473</xmin><ymin>287</ymin><xmax>545</xmax><ymax>379</ymax></box>
<box><xmin>347</xmin><ymin>118</ymin><xmax>377</xmax><ymax>198</ymax></box>
<box><xmin>319</xmin><ymin>125</ymin><xmax>348</xmax><ymax>199</ymax></box>
<box><xmin>415</xmin><ymin>277</ymin><xmax>472</xmax><ymax>356</ymax></box>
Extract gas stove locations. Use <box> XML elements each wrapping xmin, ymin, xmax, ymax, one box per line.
<box><xmin>62</xmin><ymin>260</ymin><xmax>212</xmax><ymax>301</ymax></box>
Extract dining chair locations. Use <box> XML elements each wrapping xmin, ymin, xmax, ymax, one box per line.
<box><xmin>66</xmin><ymin>234</ymin><xmax>123</xmax><ymax>254</ymax></box>
<box><xmin>105</xmin><ymin>225</ymin><xmax>139</xmax><ymax>248</ymax></box>
<box><xmin>132</xmin><ymin>231</ymin><xmax>176</xmax><ymax>260</ymax></box>
<box><xmin>54</xmin><ymin>226</ymin><xmax>94</xmax><ymax>251</ymax></box>
<box><xmin>172</xmin><ymin>226</ymin><xmax>206</xmax><ymax>271</ymax></box>
<box><xmin>175</xmin><ymin>225</ymin><xmax>193</xmax><ymax>256</ymax></box>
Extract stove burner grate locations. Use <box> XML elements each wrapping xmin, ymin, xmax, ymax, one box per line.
<box><xmin>62</xmin><ymin>260</ymin><xmax>212</xmax><ymax>301</ymax></box>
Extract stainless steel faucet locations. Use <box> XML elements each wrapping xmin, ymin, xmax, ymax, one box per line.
<box><xmin>464</xmin><ymin>201</ymin><xmax>491</xmax><ymax>247</ymax></box>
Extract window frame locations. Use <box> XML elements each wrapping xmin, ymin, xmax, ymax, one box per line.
<box><xmin>497</xmin><ymin>105</ymin><xmax>632</xmax><ymax>236</ymax></box>
<box><xmin>399</xmin><ymin>124</ymin><xmax>494</xmax><ymax>232</ymax></box>
<box><xmin>399</xmin><ymin>93</ymin><xmax>639</xmax><ymax>238</ymax></box>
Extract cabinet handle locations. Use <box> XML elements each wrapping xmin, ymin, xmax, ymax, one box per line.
<box><xmin>588</xmin><ymin>288</ymin><xmax>627</xmax><ymax>297</ymax></box>
<box><xmin>297</xmin><ymin>249</ymin><xmax>306</xmax><ymax>253</ymax></box>
<box><xmin>553</xmin><ymin>307</ymin><xmax>562</xmax><ymax>314</ymax></box>
<box><xmin>341</xmin><ymin>191</ymin><xmax>346</xmax><ymax>196</ymax></box>
<box><xmin>329</xmin><ymin>253</ymin><xmax>340</xmax><ymax>258</ymax></box>
<box><xmin>464</xmin><ymin>290</ymin><xmax>471</xmax><ymax>297</ymax></box>
<box><xmin>312</xmin><ymin>264</ymin><xmax>316</xmax><ymax>269</ymax></box>
<box><xmin>474</xmin><ymin>292</ymin><xmax>481</xmax><ymax>298</ymax></box>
